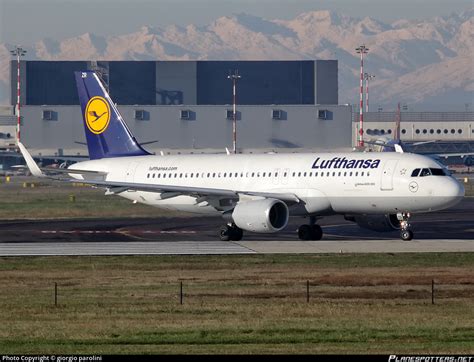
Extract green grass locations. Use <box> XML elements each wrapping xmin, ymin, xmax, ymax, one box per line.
<box><xmin>0</xmin><ymin>254</ymin><xmax>472</xmax><ymax>354</ymax></box>
<box><xmin>0</xmin><ymin>176</ymin><xmax>187</xmax><ymax>219</ymax></box>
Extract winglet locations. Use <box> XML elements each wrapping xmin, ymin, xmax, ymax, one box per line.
<box><xmin>18</xmin><ymin>142</ymin><xmax>45</xmax><ymax>177</ymax></box>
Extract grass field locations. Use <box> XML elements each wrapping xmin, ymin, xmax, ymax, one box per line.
<box><xmin>0</xmin><ymin>176</ymin><xmax>184</xmax><ymax>219</ymax></box>
<box><xmin>0</xmin><ymin>253</ymin><xmax>472</xmax><ymax>354</ymax></box>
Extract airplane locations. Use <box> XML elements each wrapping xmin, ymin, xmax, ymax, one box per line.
<box><xmin>18</xmin><ymin>71</ymin><xmax>465</xmax><ymax>241</ymax></box>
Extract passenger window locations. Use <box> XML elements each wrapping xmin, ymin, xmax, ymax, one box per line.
<box><xmin>420</xmin><ymin>168</ymin><xmax>431</xmax><ymax>177</ymax></box>
<box><xmin>411</xmin><ymin>169</ymin><xmax>421</xmax><ymax>177</ymax></box>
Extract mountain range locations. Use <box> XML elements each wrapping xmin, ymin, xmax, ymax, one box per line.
<box><xmin>0</xmin><ymin>9</ymin><xmax>472</xmax><ymax>110</ymax></box>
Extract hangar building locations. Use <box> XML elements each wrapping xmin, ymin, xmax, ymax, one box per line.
<box><xmin>3</xmin><ymin>60</ymin><xmax>351</xmax><ymax>158</ymax></box>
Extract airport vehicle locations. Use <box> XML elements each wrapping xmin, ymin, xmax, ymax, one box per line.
<box><xmin>19</xmin><ymin>71</ymin><xmax>465</xmax><ymax>241</ymax></box>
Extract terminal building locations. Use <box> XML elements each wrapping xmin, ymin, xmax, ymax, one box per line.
<box><xmin>0</xmin><ymin>59</ymin><xmax>472</xmax><ymax>169</ymax></box>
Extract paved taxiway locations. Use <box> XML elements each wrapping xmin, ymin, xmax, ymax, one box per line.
<box><xmin>0</xmin><ymin>198</ymin><xmax>472</xmax><ymax>256</ymax></box>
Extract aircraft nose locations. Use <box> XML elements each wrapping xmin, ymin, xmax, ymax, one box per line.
<box><xmin>446</xmin><ymin>177</ymin><xmax>465</xmax><ymax>205</ymax></box>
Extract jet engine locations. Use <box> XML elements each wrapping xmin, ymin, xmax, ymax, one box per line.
<box><xmin>345</xmin><ymin>214</ymin><xmax>401</xmax><ymax>232</ymax></box>
<box><xmin>232</xmin><ymin>198</ymin><xmax>289</xmax><ymax>233</ymax></box>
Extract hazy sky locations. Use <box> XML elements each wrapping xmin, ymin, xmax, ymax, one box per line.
<box><xmin>0</xmin><ymin>0</ymin><xmax>472</xmax><ymax>45</ymax></box>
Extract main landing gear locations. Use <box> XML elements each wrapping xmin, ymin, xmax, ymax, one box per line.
<box><xmin>219</xmin><ymin>223</ymin><xmax>243</xmax><ymax>241</ymax></box>
<box><xmin>298</xmin><ymin>216</ymin><xmax>323</xmax><ymax>241</ymax></box>
<box><xmin>398</xmin><ymin>212</ymin><xmax>414</xmax><ymax>241</ymax></box>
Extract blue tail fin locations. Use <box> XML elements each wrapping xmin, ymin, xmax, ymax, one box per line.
<box><xmin>74</xmin><ymin>71</ymin><xmax>150</xmax><ymax>160</ymax></box>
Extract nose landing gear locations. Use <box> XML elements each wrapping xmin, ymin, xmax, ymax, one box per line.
<box><xmin>398</xmin><ymin>212</ymin><xmax>414</xmax><ymax>241</ymax></box>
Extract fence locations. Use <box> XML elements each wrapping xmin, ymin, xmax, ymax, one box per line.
<box><xmin>47</xmin><ymin>279</ymin><xmax>473</xmax><ymax>307</ymax></box>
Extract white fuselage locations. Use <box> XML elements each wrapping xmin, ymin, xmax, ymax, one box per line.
<box><xmin>69</xmin><ymin>152</ymin><xmax>464</xmax><ymax>217</ymax></box>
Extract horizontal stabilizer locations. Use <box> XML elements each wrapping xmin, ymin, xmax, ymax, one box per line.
<box><xmin>18</xmin><ymin>142</ymin><xmax>44</xmax><ymax>178</ymax></box>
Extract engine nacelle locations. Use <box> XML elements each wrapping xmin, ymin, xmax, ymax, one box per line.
<box><xmin>232</xmin><ymin>198</ymin><xmax>289</xmax><ymax>233</ymax></box>
<box><xmin>345</xmin><ymin>214</ymin><xmax>401</xmax><ymax>232</ymax></box>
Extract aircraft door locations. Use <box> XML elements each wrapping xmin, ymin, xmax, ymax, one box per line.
<box><xmin>380</xmin><ymin>160</ymin><xmax>398</xmax><ymax>191</ymax></box>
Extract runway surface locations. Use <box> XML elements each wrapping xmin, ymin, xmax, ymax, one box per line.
<box><xmin>0</xmin><ymin>198</ymin><xmax>472</xmax><ymax>256</ymax></box>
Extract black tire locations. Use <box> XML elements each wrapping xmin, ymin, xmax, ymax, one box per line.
<box><xmin>231</xmin><ymin>227</ymin><xmax>243</xmax><ymax>241</ymax></box>
<box><xmin>400</xmin><ymin>229</ymin><xmax>413</xmax><ymax>241</ymax></box>
<box><xmin>219</xmin><ymin>225</ymin><xmax>231</xmax><ymax>241</ymax></box>
<box><xmin>311</xmin><ymin>225</ymin><xmax>323</xmax><ymax>240</ymax></box>
<box><xmin>298</xmin><ymin>224</ymin><xmax>312</xmax><ymax>240</ymax></box>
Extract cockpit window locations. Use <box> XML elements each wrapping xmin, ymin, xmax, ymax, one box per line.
<box><xmin>430</xmin><ymin>168</ymin><xmax>446</xmax><ymax>176</ymax></box>
<box><xmin>420</xmin><ymin>168</ymin><xmax>431</xmax><ymax>177</ymax></box>
<box><xmin>411</xmin><ymin>168</ymin><xmax>421</xmax><ymax>177</ymax></box>
<box><xmin>412</xmin><ymin>168</ymin><xmax>447</xmax><ymax>177</ymax></box>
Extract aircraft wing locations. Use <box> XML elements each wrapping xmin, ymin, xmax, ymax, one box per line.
<box><xmin>77</xmin><ymin>179</ymin><xmax>301</xmax><ymax>203</ymax></box>
<box><xmin>432</xmin><ymin>152</ymin><xmax>474</xmax><ymax>158</ymax></box>
<box><xmin>18</xmin><ymin>142</ymin><xmax>300</xmax><ymax>203</ymax></box>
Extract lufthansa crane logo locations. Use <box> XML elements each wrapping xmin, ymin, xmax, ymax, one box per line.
<box><xmin>85</xmin><ymin>96</ymin><xmax>110</xmax><ymax>134</ymax></box>
<box><xmin>409</xmin><ymin>181</ymin><xmax>419</xmax><ymax>193</ymax></box>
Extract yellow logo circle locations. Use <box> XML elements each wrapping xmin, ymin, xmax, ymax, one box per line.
<box><xmin>85</xmin><ymin>96</ymin><xmax>111</xmax><ymax>134</ymax></box>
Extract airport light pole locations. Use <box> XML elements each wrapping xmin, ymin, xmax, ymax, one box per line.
<box><xmin>364</xmin><ymin>73</ymin><xmax>375</xmax><ymax>113</ymax></box>
<box><xmin>227</xmin><ymin>70</ymin><xmax>241</xmax><ymax>154</ymax></box>
<box><xmin>356</xmin><ymin>45</ymin><xmax>369</xmax><ymax>147</ymax></box>
<box><xmin>10</xmin><ymin>46</ymin><xmax>27</xmax><ymax>146</ymax></box>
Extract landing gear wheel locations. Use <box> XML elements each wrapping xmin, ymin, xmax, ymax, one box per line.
<box><xmin>298</xmin><ymin>224</ymin><xmax>323</xmax><ymax>240</ymax></box>
<box><xmin>397</xmin><ymin>212</ymin><xmax>414</xmax><ymax>241</ymax></box>
<box><xmin>219</xmin><ymin>224</ymin><xmax>244</xmax><ymax>241</ymax></box>
<box><xmin>311</xmin><ymin>225</ymin><xmax>323</xmax><ymax>241</ymax></box>
<box><xmin>298</xmin><ymin>225</ymin><xmax>312</xmax><ymax>240</ymax></box>
<box><xmin>219</xmin><ymin>225</ymin><xmax>232</xmax><ymax>241</ymax></box>
<box><xmin>231</xmin><ymin>226</ymin><xmax>243</xmax><ymax>241</ymax></box>
<box><xmin>400</xmin><ymin>229</ymin><xmax>413</xmax><ymax>241</ymax></box>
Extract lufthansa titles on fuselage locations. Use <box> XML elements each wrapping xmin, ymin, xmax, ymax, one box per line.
<box><xmin>312</xmin><ymin>157</ymin><xmax>381</xmax><ymax>170</ymax></box>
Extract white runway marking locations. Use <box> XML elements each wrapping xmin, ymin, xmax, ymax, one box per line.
<box><xmin>0</xmin><ymin>239</ymin><xmax>473</xmax><ymax>256</ymax></box>
<box><xmin>0</xmin><ymin>241</ymin><xmax>255</xmax><ymax>256</ymax></box>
